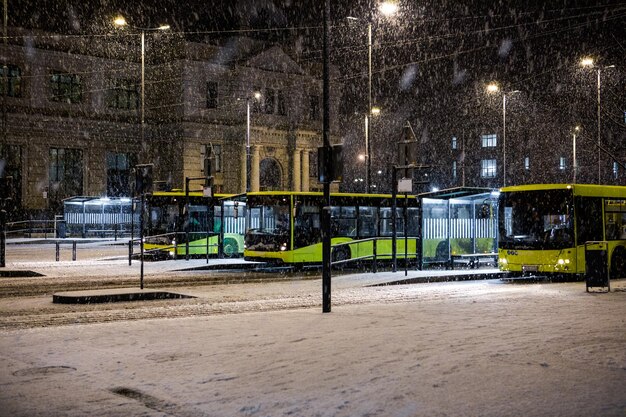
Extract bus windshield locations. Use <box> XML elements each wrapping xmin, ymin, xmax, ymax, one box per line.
<box><xmin>498</xmin><ymin>189</ymin><xmax>574</xmax><ymax>250</ymax></box>
<box><xmin>247</xmin><ymin>203</ymin><xmax>289</xmax><ymax>235</ymax></box>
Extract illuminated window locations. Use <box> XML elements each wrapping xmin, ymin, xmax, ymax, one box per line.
<box><xmin>481</xmin><ymin>159</ymin><xmax>497</xmax><ymax>178</ymax></box>
<box><xmin>481</xmin><ymin>134</ymin><xmax>497</xmax><ymax>147</ymax></box>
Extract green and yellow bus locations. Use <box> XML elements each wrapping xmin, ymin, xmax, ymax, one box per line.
<box><xmin>497</xmin><ymin>184</ymin><xmax>626</xmax><ymax>279</ymax></box>
<box><xmin>243</xmin><ymin>191</ymin><xmax>419</xmax><ymax>265</ymax></box>
<box><xmin>144</xmin><ymin>191</ymin><xmax>246</xmax><ymax>258</ymax></box>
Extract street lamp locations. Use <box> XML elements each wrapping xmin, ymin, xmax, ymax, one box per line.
<box><xmin>487</xmin><ymin>83</ymin><xmax>519</xmax><ymax>187</ymax></box>
<box><xmin>114</xmin><ymin>16</ymin><xmax>170</xmax><ymax>162</ymax></box>
<box><xmin>572</xmin><ymin>125</ymin><xmax>580</xmax><ymax>183</ymax></box>
<box><xmin>580</xmin><ymin>57</ymin><xmax>615</xmax><ymax>184</ymax></box>
<box><xmin>245</xmin><ymin>91</ymin><xmax>261</xmax><ymax>192</ymax></box>
<box><xmin>349</xmin><ymin>1</ymin><xmax>397</xmax><ymax>193</ymax></box>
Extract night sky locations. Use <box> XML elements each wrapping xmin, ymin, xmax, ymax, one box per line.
<box><xmin>7</xmin><ymin>0</ymin><xmax>625</xmax><ymax>130</ymax></box>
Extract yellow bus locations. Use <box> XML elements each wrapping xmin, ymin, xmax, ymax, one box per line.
<box><xmin>497</xmin><ymin>184</ymin><xmax>626</xmax><ymax>279</ymax></box>
<box><xmin>243</xmin><ymin>191</ymin><xmax>419</xmax><ymax>265</ymax></box>
<box><xmin>144</xmin><ymin>191</ymin><xmax>245</xmax><ymax>258</ymax></box>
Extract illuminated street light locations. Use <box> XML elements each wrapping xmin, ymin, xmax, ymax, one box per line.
<box><xmin>486</xmin><ymin>83</ymin><xmax>499</xmax><ymax>93</ymax></box>
<box><xmin>348</xmin><ymin>2</ymin><xmax>397</xmax><ymax>193</ymax></box>
<box><xmin>379</xmin><ymin>1</ymin><xmax>399</xmax><ymax>16</ymax></box>
<box><xmin>113</xmin><ymin>16</ymin><xmax>170</xmax><ymax>162</ymax></box>
<box><xmin>580</xmin><ymin>57</ymin><xmax>615</xmax><ymax>184</ymax></box>
<box><xmin>487</xmin><ymin>83</ymin><xmax>520</xmax><ymax>187</ymax></box>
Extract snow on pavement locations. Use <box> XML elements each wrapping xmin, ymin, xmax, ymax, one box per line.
<box><xmin>1</xmin><ymin>278</ymin><xmax>625</xmax><ymax>417</ymax></box>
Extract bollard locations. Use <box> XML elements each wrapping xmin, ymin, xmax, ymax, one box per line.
<box><xmin>55</xmin><ymin>242</ymin><xmax>60</xmax><ymax>262</ymax></box>
<box><xmin>72</xmin><ymin>241</ymin><xmax>77</xmax><ymax>261</ymax></box>
<box><xmin>128</xmin><ymin>240</ymin><xmax>133</xmax><ymax>266</ymax></box>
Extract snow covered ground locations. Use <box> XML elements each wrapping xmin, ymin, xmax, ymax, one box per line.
<box><xmin>1</xmin><ymin>275</ymin><xmax>625</xmax><ymax>417</ymax></box>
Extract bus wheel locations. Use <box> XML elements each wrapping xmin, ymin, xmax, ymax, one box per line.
<box><xmin>223</xmin><ymin>239</ymin><xmax>238</xmax><ymax>258</ymax></box>
<box><xmin>332</xmin><ymin>247</ymin><xmax>350</xmax><ymax>264</ymax></box>
<box><xmin>610</xmin><ymin>246</ymin><xmax>626</xmax><ymax>279</ymax></box>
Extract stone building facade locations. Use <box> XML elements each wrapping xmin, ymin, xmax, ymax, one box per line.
<box><xmin>1</xmin><ymin>28</ymin><xmax>341</xmax><ymax>217</ymax></box>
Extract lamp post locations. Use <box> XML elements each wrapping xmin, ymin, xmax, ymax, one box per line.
<box><xmin>580</xmin><ymin>58</ymin><xmax>615</xmax><ymax>184</ymax></box>
<box><xmin>245</xmin><ymin>92</ymin><xmax>261</xmax><ymax>192</ymax></box>
<box><xmin>572</xmin><ymin>126</ymin><xmax>580</xmax><ymax>183</ymax></box>
<box><xmin>364</xmin><ymin>106</ymin><xmax>380</xmax><ymax>192</ymax></box>
<box><xmin>350</xmin><ymin>1</ymin><xmax>397</xmax><ymax>193</ymax></box>
<box><xmin>114</xmin><ymin>17</ymin><xmax>170</xmax><ymax>162</ymax></box>
<box><xmin>487</xmin><ymin>83</ymin><xmax>519</xmax><ymax>187</ymax></box>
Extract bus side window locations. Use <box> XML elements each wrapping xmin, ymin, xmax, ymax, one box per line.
<box><xmin>576</xmin><ymin>197</ymin><xmax>603</xmax><ymax>243</ymax></box>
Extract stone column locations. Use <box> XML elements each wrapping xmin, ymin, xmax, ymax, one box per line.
<box><xmin>301</xmin><ymin>150</ymin><xmax>310</xmax><ymax>192</ymax></box>
<box><xmin>251</xmin><ymin>145</ymin><xmax>261</xmax><ymax>192</ymax></box>
<box><xmin>292</xmin><ymin>148</ymin><xmax>301</xmax><ymax>191</ymax></box>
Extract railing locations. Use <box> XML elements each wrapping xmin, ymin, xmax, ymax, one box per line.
<box><xmin>128</xmin><ymin>231</ymin><xmax>221</xmax><ymax>265</ymax></box>
<box><xmin>6</xmin><ymin>219</ymin><xmax>58</xmax><ymax>239</ymax></box>
<box><xmin>331</xmin><ymin>237</ymin><xmax>380</xmax><ymax>272</ymax></box>
<box><xmin>330</xmin><ymin>236</ymin><xmax>420</xmax><ymax>272</ymax></box>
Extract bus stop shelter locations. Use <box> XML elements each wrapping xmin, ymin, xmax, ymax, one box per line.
<box><xmin>63</xmin><ymin>196</ymin><xmax>137</xmax><ymax>238</ymax></box>
<box><xmin>418</xmin><ymin>187</ymin><xmax>499</xmax><ymax>268</ymax></box>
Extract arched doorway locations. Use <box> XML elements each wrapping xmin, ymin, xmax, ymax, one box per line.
<box><xmin>259</xmin><ymin>158</ymin><xmax>282</xmax><ymax>191</ymax></box>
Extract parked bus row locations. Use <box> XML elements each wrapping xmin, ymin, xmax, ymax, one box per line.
<box><xmin>61</xmin><ymin>184</ymin><xmax>626</xmax><ymax>279</ymax></box>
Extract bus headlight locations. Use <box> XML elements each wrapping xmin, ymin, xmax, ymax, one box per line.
<box><xmin>280</xmin><ymin>243</ymin><xmax>287</xmax><ymax>251</ymax></box>
<box><xmin>556</xmin><ymin>258</ymin><xmax>570</xmax><ymax>271</ymax></box>
<box><xmin>499</xmin><ymin>257</ymin><xmax>508</xmax><ymax>265</ymax></box>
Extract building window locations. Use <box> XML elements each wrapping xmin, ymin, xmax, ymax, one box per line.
<box><xmin>206</xmin><ymin>81</ymin><xmax>218</xmax><ymax>108</ymax></box>
<box><xmin>452</xmin><ymin>161</ymin><xmax>457</xmax><ymax>178</ymax></box>
<box><xmin>481</xmin><ymin>159</ymin><xmax>497</xmax><ymax>178</ymax></box>
<box><xmin>106</xmin><ymin>152</ymin><xmax>136</xmax><ymax>196</ymax></box>
<box><xmin>481</xmin><ymin>133</ymin><xmax>497</xmax><ymax>148</ymax></box>
<box><xmin>0</xmin><ymin>64</ymin><xmax>22</xmax><ymax>97</ymax></box>
<box><xmin>309</xmin><ymin>95</ymin><xmax>320</xmax><ymax>120</ymax></box>
<box><xmin>0</xmin><ymin>144</ymin><xmax>22</xmax><ymax>207</ymax></box>
<box><xmin>614</xmin><ymin>162</ymin><xmax>619</xmax><ymax>178</ymax></box>
<box><xmin>559</xmin><ymin>156</ymin><xmax>566</xmax><ymax>170</ymax></box>
<box><xmin>524</xmin><ymin>156</ymin><xmax>530</xmax><ymax>170</ymax></box>
<box><xmin>106</xmin><ymin>79</ymin><xmax>138</xmax><ymax>110</ymax></box>
<box><xmin>50</xmin><ymin>72</ymin><xmax>82</xmax><ymax>103</ymax></box>
<box><xmin>49</xmin><ymin>148</ymin><xmax>83</xmax><ymax>197</ymax></box>
<box><xmin>201</xmin><ymin>144</ymin><xmax>221</xmax><ymax>173</ymax></box>
<box><xmin>264</xmin><ymin>88</ymin><xmax>276</xmax><ymax>114</ymax></box>
<box><xmin>451</xmin><ymin>136</ymin><xmax>457</xmax><ymax>149</ymax></box>
<box><xmin>277</xmin><ymin>90</ymin><xmax>286</xmax><ymax>115</ymax></box>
